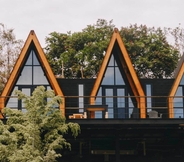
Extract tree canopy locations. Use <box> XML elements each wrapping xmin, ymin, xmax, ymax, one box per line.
<box><xmin>0</xmin><ymin>24</ymin><xmax>23</xmax><ymax>92</ymax></box>
<box><xmin>45</xmin><ymin>19</ymin><xmax>114</xmax><ymax>78</ymax></box>
<box><xmin>119</xmin><ymin>24</ymin><xmax>180</xmax><ymax>78</ymax></box>
<box><xmin>0</xmin><ymin>86</ymin><xmax>80</xmax><ymax>162</ymax></box>
<box><xmin>45</xmin><ymin>19</ymin><xmax>182</xmax><ymax>79</ymax></box>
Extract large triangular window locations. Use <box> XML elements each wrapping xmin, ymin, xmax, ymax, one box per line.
<box><xmin>6</xmin><ymin>49</ymin><xmax>51</xmax><ymax>111</ymax></box>
<box><xmin>90</xmin><ymin>29</ymin><xmax>145</xmax><ymax>118</ymax></box>
<box><xmin>95</xmin><ymin>53</ymin><xmax>135</xmax><ymax>119</ymax></box>
<box><xmin>1</xmin><ymin>31</ymin><xmax>65</xmax><ymax>116</ymax></box>
<box><xmin>17</xmin><ymin>50</ymin><xmax>49</xmax><ymax>85</ymax></box>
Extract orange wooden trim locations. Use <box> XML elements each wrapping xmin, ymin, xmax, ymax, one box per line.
<box><xmin>31</xmin><ymin>31</ymin><xmax>65</xmax><ymax>115</ymax></box>
<box><xmin>90</xmin><ymin>28</ymin><xmax>146</xmax><ymax>118</ymax></box>
<box><xmin>140</xmin><ymin>97</ymin><xmax>146</xmax><ymax>118</ymax></box>
<box><xmin>168</xmin><ymin>97</ymin><xmax>174</xmax><ymax>118</ymax></box>
<box><xmin>0</xmin><ymin>30</ymin><xmax>65</xmax><ymax>115</ymax></box>
<box><xmin>90</xmin><ymin>30</ymin><xmax>117</xmax><ymax>99</ymax></box>
<box><xmin>170</xmin><ymin>63</ymin><xmax>184</xmax><ymax>97</ymax></box>
<box><xmin>116</xmin><ymin>33</ymin><xmax>145</xmax><ymax>97</ymax></box>
<box><xmin>168</xmin><ymin>63</ymin><xmax>184</xmax><ymax>118</ymax></box>
<box><xmin>116</xmin><ymin>30</ymin><xmax>146</xmax><ymax>118</ymax></box>
<box><xmin>1</xmin><ymin>31</ymin><xmax>33</xmax><ymax>104</ymax></box>
<box><xmin>32</xmin><ymin>34</ymin><xmax>64</xmax><ymax>96</ymax></box>
<box><xmin>0</xmin><ymin>97</ymin><xmax>5</xmax><ymax>118</ymax></box>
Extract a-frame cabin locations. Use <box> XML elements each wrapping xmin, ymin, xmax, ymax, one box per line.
<box><xmin>0</xmin><ymin>30</ymin><xmax>65</xmax><ymax>116</ymax></box>
<box><xmin>90</xmin><ymin>28</ymin><xmax>146</xmax><ymax>118</ymax></box>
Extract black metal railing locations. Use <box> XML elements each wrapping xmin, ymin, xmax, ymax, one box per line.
<box><xmin>1</xmin><ymin>95</ymin><xmax>184</xmax><ymax>119</ymax></box>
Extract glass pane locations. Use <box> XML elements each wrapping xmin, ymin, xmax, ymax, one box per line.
<box><xmin>21</xmin><ymin>88</ymin><xmax>31</xmax><ymax>109</ymax></box>
<box><xmin>129</xmin><ymin>95</ymin><xmax>134</xmax><ymax>108</ymax></box>
<box><xmin>129</xmin><ymin>108</ymin><xmax>133</xmax><ymax>118</ymax></box>
<box><xmin>117</xmin><ymin>89</ymin><xmax>125</xmax><ymax>118</ymax></box>
<box><xmin>174</xmin><ymin>86</ymin><xmax>183</xmax><ymax>107</ymax></box>
<box><xmin>108</xmin><ymin>108</ymin><xmax>114</xmax><ymax>119</ymax></box>
<box><xmin>33</xmin><ymin>66</ymin><xmax>49</xmax><ymax>84</ymax></box>
<box><xmin>95</xmin><ymin>87</ymin><xmax>102</xmax><ymax>105</ymax></box>
<box><xmin>117</xmin><ymin>89</ymin><xmax>125</xmax><ymax>108</ymax></box>
<box><xmin>22</xmin><ymin>108</ymin><xmax>27</xmax><ymax>113</ymax></box>
<box><xmin>114</xmin><ymin>57</ymin><xmax>117</xmax><ymax>66</ymax></box>
<box><xmin>46</xmin><ymin>86</ymin><xmax>52</xmax><ymax>103</ymax></box>
<box><xmin>118</xmin><ymin>108</ymin><xmax>125</xmax><ymax>118</ymax></box>
<box><xmin>47</xmin><ymin>86</ymin><xmax>51</xmax><ymax>90</ymax></box>
<box><xmin>108</xmin><ymin>54</ymin><xmax>114</xmax><ymax>66</ymax></box>
<box><xmin>6</xmin><ymin>86</ymin><xmax>18</xmax><ymax>108</ymax></box>
<box><xmin>95</xmin><ymin>111</ymin><xmax>102</xmax><ymax>118</ymax></box>
<box><xmin>115</xmin><ymin>67</ymin><xmax>125</xmax><ymax>85</ymax></box>
<box><xmin>78</xmin><ymin>84</ymin><xmax>84</xmax><ymax>112</ymax></box>
<box><xmin>174</xmin><ymin>108</ymin><xmax>183</xmax><ymax>118</ymax></box>
<box><xmin>22</xmin><ymin>88</ymin><xmax>31</xmax><ymax>96</ymax></box>
<box><xmin>17</xmin><ymin>67</ymin><xmax>32</xmax><ymax>85</ymax></box>
<box><xmin>146</xmin><ymin>84</ymin><xmax>152</xmax><ymax>110</ymax></box>
<box><xmin>105</xmin><ymin>89</ymin><xmax>113</xmax><ymax>118</ymax></box>
<box><xmin>102</xmin><ymin>67</ymin><xmax>114</xmax><ymax>85</ymax></box>
<box><xmin>129</xmin><ymin>95</ymin><xmax>134</xmax><ymax>118</ymax></box>
<box><xmin>25</xmin><ymin>51</ymin><xmax>32</xmax><ymax>65</ymax></box>
<box><xmin>33</xmin><ymin>51</ymin><xmax>40</xmax><ymax>65</ymax></box>
<box><xmin>180</xmin><ymin>75</ymin><xmax>184</xmax><ymax>85</ymax></box>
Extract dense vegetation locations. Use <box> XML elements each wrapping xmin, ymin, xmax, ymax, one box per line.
<box><xmin>0</xmin><ymin>86</ymin><xmax>80</xmax><ymax>162</ymax></box>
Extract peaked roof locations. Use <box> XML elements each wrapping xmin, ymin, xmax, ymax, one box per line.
<box><xmin>90</xmin><ymin>28</ymin><xmax>146</xmax><ymax>118</ymax></box>
<box><xmin>0</xmin><ymin>30</ymin><xmax>65</xmax><ymax>115</ymax></box>
<box><xmin>168</xmin><ymin>55</ymin><xmax>184</xmax><ymax>118</ymax></box>
<box><xmin>169</xmin><ymin>55</ymin><xmax>184</xmax><ymax>97</ymax></box>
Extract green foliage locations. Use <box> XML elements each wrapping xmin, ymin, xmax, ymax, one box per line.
<box><xmin>45</xmin><ymin>19</ymin><xmax>181</xmax><ymax>79</ymax></box>
<box><xmin>45</xmin><ymin>19</ymin><xmax>114</xmax><ymax>78</ymax></box>
<box><xmin>0</xmin><ymin>86</ymin><xmax>80</xmax><ymax>162</ymax></box>
<box><xmin>120</xmin><ymin>24</ymin><xmax>180</xmax><ymax>78</ymax></box>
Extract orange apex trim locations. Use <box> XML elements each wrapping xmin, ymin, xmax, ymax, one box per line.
<box><xmin>90</xmin><ymin>28</ymin><xmax>146</xmax><ymax>118</ymax></box>
<box><xmin>114</xmin><ymin>28</ymin><xmax>118</xmax><ymax>33</ymax></box>
<box><xmin>0</xmin><ymin>30</ymin><xmax>65</xmax><ymax>115</ymax></box>
<box><xmin>30</xmin><ymin>30</ymin><xmax>35</xmax><ymax>35</ymax></box>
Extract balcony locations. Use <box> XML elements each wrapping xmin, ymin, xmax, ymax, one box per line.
<box><xmin>2</xmin><ymin>95</ymin><xmax>184</xmax><ymax>120</ymax></box>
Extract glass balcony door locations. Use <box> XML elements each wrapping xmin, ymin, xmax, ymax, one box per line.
<box><xmin>102</xmin><ymin>86</ymin><xmax>128</xmax><ymax>118</ymax></box>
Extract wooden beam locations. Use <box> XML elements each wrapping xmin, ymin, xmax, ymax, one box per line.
<box><xmin>0</xmin><ymin>30</ymin><xmax>65</xmax><ymax>116</ymax></box>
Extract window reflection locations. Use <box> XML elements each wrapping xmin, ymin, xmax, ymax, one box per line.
<box><xmin>33</xmin><ymin>66</ymin><xmax>49</xmax><ymax>84</ymax></box>
<box><xmin>102</xmin><ymin>67</ymin><xmax>114</xmax><ymax>85</ymax></box>
<box><xmin>26</xmin><ymin>51</ymin><xmax>32</xmax><ymax>65</ymax></box>
<box><xmin>174</xmin><ymin>86</ymin><xmax>184</xmax><ymax>118</ymax></box>
<box><xmin>33</xmin><ymin>51</ymin><xmax>40</xmax><ymax>65</ymax></box>
<box><xmin>115</xmin><ymin>67</ymin><xmax>125</xmax><ymax>85</ymax></box>
<box><xmin>7</xmin><ymin>48</ymin><xmax>51</xmax><ymax>111</ymax></box>
<box><xmin>17</xmin><ymin>67</ymin><xmax>32</xmax><ymax>85</ymax></box>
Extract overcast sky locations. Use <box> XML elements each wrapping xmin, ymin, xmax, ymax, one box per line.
<box><xmin>0</xmin><ymin>0</ymin><xmax>183</xmax><ymax>47</ymax></box>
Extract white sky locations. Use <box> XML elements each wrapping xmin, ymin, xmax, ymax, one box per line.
<box><xmin>0</xmin><ymin>0</ymin><xmax>183</xmax><ymax>47</ymax></box>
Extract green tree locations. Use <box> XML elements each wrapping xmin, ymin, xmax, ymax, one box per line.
<box><xmin>165</xmin><ymin>24</ymin><xmax>184</xmax><ymax>56</ymax></box>
<box><xmin>0</xmin><ymin>23</ymin><xmax>23</xmax><ymax>92</ymax></box>
<box><xmin>0</xmin><ymin>86</ymin><xmax>80</xmax><ymax>162</ymax></box>
<box><xmin>45</xmin><ymin>19</ymin><xmax>114</xmax><ymax>78</ymax></box>
<box><xmin>45</xmin><ymin>19</ymin><xmax>180</xmax><ymax>79</ymax></box>
<box><xmin>120</xmin><ymin>24</ymin><xmax>180</xmax><ymax>78</ymax></box>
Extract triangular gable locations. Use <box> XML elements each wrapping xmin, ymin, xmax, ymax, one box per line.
<box><xmin>0</xmin><ymin>30</ymin><xmax>65</xmax><ymax>116</ymax></box>
<box><xmin>90</xmin><ymin>28</ymin><xmax>146</xmax><ymax>118</ymax></box>
<box><xmin>168</xmin><ymin>56</ymin><xmax>184</xmax><ymax>118</ymax></box>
